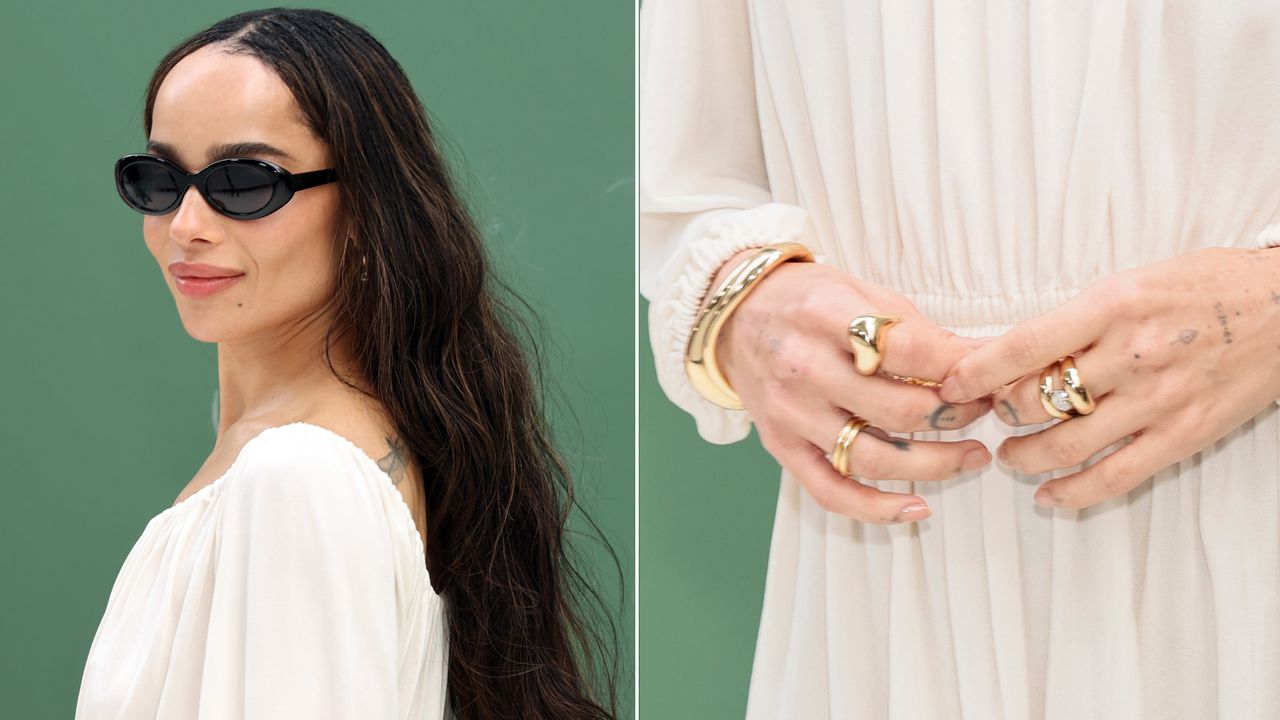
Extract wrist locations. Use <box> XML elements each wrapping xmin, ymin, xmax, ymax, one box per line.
<box><xmin>698</xmin><ymin>247</ymin><xmax>764</xmax><ymax>314</ymax></box>
<box><xmin>685</xmin><ymin>243</ymin><xmax>816</xmax><ymax>409</ymax></box>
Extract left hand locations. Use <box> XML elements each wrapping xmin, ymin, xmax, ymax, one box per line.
<box><xmin>937</xmin><ymin>245</ymin><xmax>1280</xmax><ymax>509</ymax></box>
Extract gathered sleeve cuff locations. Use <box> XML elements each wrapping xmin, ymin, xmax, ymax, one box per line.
<box><xmin>644</xmin><ymin>205</ymin><xmax>820</xmax><ymax>443</ymax></box>
<box><xmin>639</xmin><ymin>0</ymin><xmax>825</xmax><ymax>443</ymax></box>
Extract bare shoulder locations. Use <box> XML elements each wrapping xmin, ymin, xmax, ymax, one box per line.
<box><xmin>303</xmin><ymin>411</ymin><xmax>416</xmax><ymax>488</ymax></box>
<box><xmin>302</xmin><ymin>404</ymin><xmax>429</xmax><ymax>551</ymax></box>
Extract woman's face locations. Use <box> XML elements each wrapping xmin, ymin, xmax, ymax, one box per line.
<box><xmin>144</xmin><ymin>45</ymin><xmax>344</xmax><ymax>344</ymax></box>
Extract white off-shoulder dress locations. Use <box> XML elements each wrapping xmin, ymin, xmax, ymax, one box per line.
<box><xmin>641</xmin><ymin>1</ymin><xmax>1280</xmax><ymax>718</ymax></box>
<box><xmin>75</xmin><ymin>422</ymin><xmax>447</xmax><ymax>719</ymax></box>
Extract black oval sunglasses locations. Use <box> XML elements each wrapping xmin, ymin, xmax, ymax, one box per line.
<box><xmin>114</xmin><ymin>153</ymin><xmax>339</xmax><ymax>220</ymax></box>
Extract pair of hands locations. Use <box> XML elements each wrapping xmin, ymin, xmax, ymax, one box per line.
<box><xmin>711</xmin><ymin>245</ymin><xmax>1280</xmax><ymax>525</ymax></box>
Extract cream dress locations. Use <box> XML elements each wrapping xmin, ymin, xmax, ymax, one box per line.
<box><xmin>640</xmin><ymin>1</ymin><xmax>1280</xmax><ymax>717</ymax></box>
<box><xmin>75</xmin><ymin>422</ymin><xmax>447</xmax><ymax>719</ymax></box>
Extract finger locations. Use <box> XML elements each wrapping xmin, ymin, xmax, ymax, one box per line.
<box><xmin>816</xmin><ymin>303</ymin><xmax>990</xmax><ymax>385</ymax></box>
<box><xmin>1032</xmin><ymin>425</ymin><xmax>1181</xmax><ymax>510</ymax></box>
<box><xmin>995</xmin><ymin>394</ymin><xmax>1146</xmax><ymax>476</ymax></box>
<box><xmin>779</xmin><ymin>441</ymin><xmax>934</xmax><ymax>524</ymax></box>
<box><xmin>939</xmin><ymin>292</ymin><xmax>1111</xmax><ymax>404</ymax></box>
<box><xmin>873</xmin><ymin>320</ymin><xmax>989</xmax><ymax>385</ymax></box>
<box><xmin>989</xmin><ymin>349</ymin><xmax>1119</xmax><ymax>427</ymax></box>
<box><xmin>793</xmin><ymin>406</ymin><xmax>993</xmax><ymax>482</ymax></box>
<box><xmin>808</xmin><ymin>345</ymin><xmax>993</xmax><ymax>432</ymax></box>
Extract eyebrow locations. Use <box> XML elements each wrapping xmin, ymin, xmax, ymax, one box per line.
<box><xmin>144</xmin><ymin>140</ymin><xmax>297</xmax><ymax>166</ymax></box>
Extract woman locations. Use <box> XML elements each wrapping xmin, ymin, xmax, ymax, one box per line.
<box><xmin>641</xmin><ymin>0</ymin><xmax>1280</xmax><ymax>717</ymax></box>
<box><xmin>78</xmin><ymin>8</ymin><xmax>618</xmax><ymax>719</ymax></box>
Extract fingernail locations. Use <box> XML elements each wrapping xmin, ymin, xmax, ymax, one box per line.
<box><xmin>939</xmin><ymin>377</ymin><xmax>966</xmax><ymax>403</ymax></box>
<box><xmin>1034</xmin><ymin>486</ymin><xmax>1057</xmax><ymax>507</ymax></box>
<box><xmin>962</xmin><ymin>447</ymin><xmax>991</xmax><ymax>471</ymax></box>
<box><xmin>898</xmin><ymin>501</ymin><xmax>931</xmax><ymax>520</ymax></box>
<box><xmin>997</xmin><ymin>443</ymin><xmax>1009</xmax><ymax>461</ymax></box>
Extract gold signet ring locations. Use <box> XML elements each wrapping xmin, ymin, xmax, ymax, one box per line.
<box><xmin>847</xmin><ymin>314</ymin><xmax>902</xmax><ymax>376</ymax></box>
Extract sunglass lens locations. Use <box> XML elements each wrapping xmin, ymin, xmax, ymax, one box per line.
<box><xmin>206</xmin><ymin>164</ymin><xmax>278</xmax><ymax>215</ymax></box>
<box><xmin>119</xmin><ymin>159</ymin><xmax>180</xmax><ymax>213</ymax></box>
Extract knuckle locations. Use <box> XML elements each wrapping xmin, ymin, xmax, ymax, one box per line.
<box><xmin>1099</xmin><ymin>275</ymin><xmax>1146</xmax><ymax>318</ymax></box>
<box><xmin>1100</xmin><ymin>463</ymin><xmax>1138</xmax><ymax>497</ymax></box>
<box><xmin>1006</xmin><ymin>325</ymin><xmax>1045</xmax><ymax>368</ymax></box>
<box><xmin>808</xmin><ymin>485</ymin><xmax>838</xmax><ymax>513</ymax></box>
<box><xmin>851</xmin><ymin>444</ymin><xmax>893</xmax><ymax>480</ymax></box>
<box><xmin>1171</xmin><ymin>407</ymin><xmax>1210</xmax><ymax>448</ymax></box>
<box><xmin>1105</xmin><ymin>272</ymin><xmax>1146</xmax><ymax>312</ymax></box>
<box><xmin>797</xmin><ymin>467</ymin><xmax>840</xmax><ymax>512</ymax></box>
<box><xmin>886</xmin><ymin>401</ymin><xmax>926</xmax><ymax>432</ymax></box>
<box><xmin>791</xmin><ymin>283</ymin><xmax>834</xmax><ymax>324</ymax></box>
<box><xmin>1047</xmin><ymin>432</ymin><xmax>1088</xmax><ymax>467</ymax></box>
<box><xmin>947</xmin><ymin>365</ymin><xmax>979</xmax><ymax>397</ymax></box>
<box><xmin>1145</xmin><ymin>373</ymin><xmax>1188</xmax><ymax>415</ymax></box>
<box><xmin>885</xmin><ymin>326</ymin><xmax>920</xmax><ymax>369</ymax></box>
<box><xmin>862</xmin><ymin>399</ymin><xmax>910</xmax><ymax>432</ymax></box>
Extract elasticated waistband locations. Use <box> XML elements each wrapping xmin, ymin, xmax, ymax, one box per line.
<box><xmin>902</xmin><ymin>286</ymin><xmax>1084</xmax><ymax>332</ymax></box>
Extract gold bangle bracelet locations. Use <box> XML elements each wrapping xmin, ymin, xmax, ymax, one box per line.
<box><xmin>684</xmin><ymin>242</ymin><xmax>816</xmax><ymax>409</ymax></box>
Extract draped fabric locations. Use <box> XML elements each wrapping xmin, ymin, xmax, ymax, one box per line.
<box><xmin>640</xmin><ymin>1</ymin><xmax>1280</xmax><ymax>716</ymax></box>
<box><xmin>76</xmin><ymin>423</ymin><xmax>447</xmax><ymax>719</ymax></box>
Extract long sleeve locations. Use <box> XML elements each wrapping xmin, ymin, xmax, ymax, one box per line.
<box><xmin>195</xmin><ymin>435</ymin><xmax>402</xmax><ymax>719</ymax></box>
<box><xmin>639</xmin><ymin>0</ymin><xmax>819</xmax><ymax>444</ymax></box>
<box><xmin>1252</xmin><ymin>222</ymin><xmax>1280</xmax><ymax>405</ymax></box>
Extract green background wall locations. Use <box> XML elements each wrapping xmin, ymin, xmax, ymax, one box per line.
<box><xmin>0</xmin><ymin>2</ymin><xmax>633</xmax><ymax>716</ymax></box>
<box><xmin>638</xmin><ymin>304</ymin><xmax>782</xmax><ymax>719</ymax></box>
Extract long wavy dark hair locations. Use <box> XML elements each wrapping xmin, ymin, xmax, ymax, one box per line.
<box><xmin>139</xmin><ymin>8</ymin><xmax>621</xmax><ymax>718</ymax></box>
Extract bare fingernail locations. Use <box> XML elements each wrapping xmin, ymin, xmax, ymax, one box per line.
<box><xmin>962</xmin><ymin>447</ymin><xmax>991</xmax><ymax>471</ymax></box>
<box><xmin>897</xmin><ymin>501</ymin><xmax>931</xmax><ymax>521</ymax></box>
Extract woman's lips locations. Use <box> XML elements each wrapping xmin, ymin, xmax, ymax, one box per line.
<box><xmin>175</xmin><ymin>274</ymin><xmax>244</xmax><ymax>297</ymax></box>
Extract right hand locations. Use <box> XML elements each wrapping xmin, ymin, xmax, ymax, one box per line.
<box><xmin>709</xmin><ymin>249</ymin><xmax>995</xmax><ymax>525</ymax></box>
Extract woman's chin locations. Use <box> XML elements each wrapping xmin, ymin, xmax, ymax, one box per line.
<box><xmin>175</xmin><ymin>309</ymin><xmax>234</xmax><ymax>344</ymax></box>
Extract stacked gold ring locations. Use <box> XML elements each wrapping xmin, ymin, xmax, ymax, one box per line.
<box><xmin>1038</xmin><ymin>356</ymin><xmax>1096</xmax><ymax>419</ymax></box>
<box><xmin>830</xmin><ymin>415</ymin><xmax>870</xmax><ymax>477</ymax></box>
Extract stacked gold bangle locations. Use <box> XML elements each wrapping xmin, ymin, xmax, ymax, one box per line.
<box><xmin>685</xmin><ymin>243</ymin><xmax>816</xmax><ymax>409</ymax></box>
